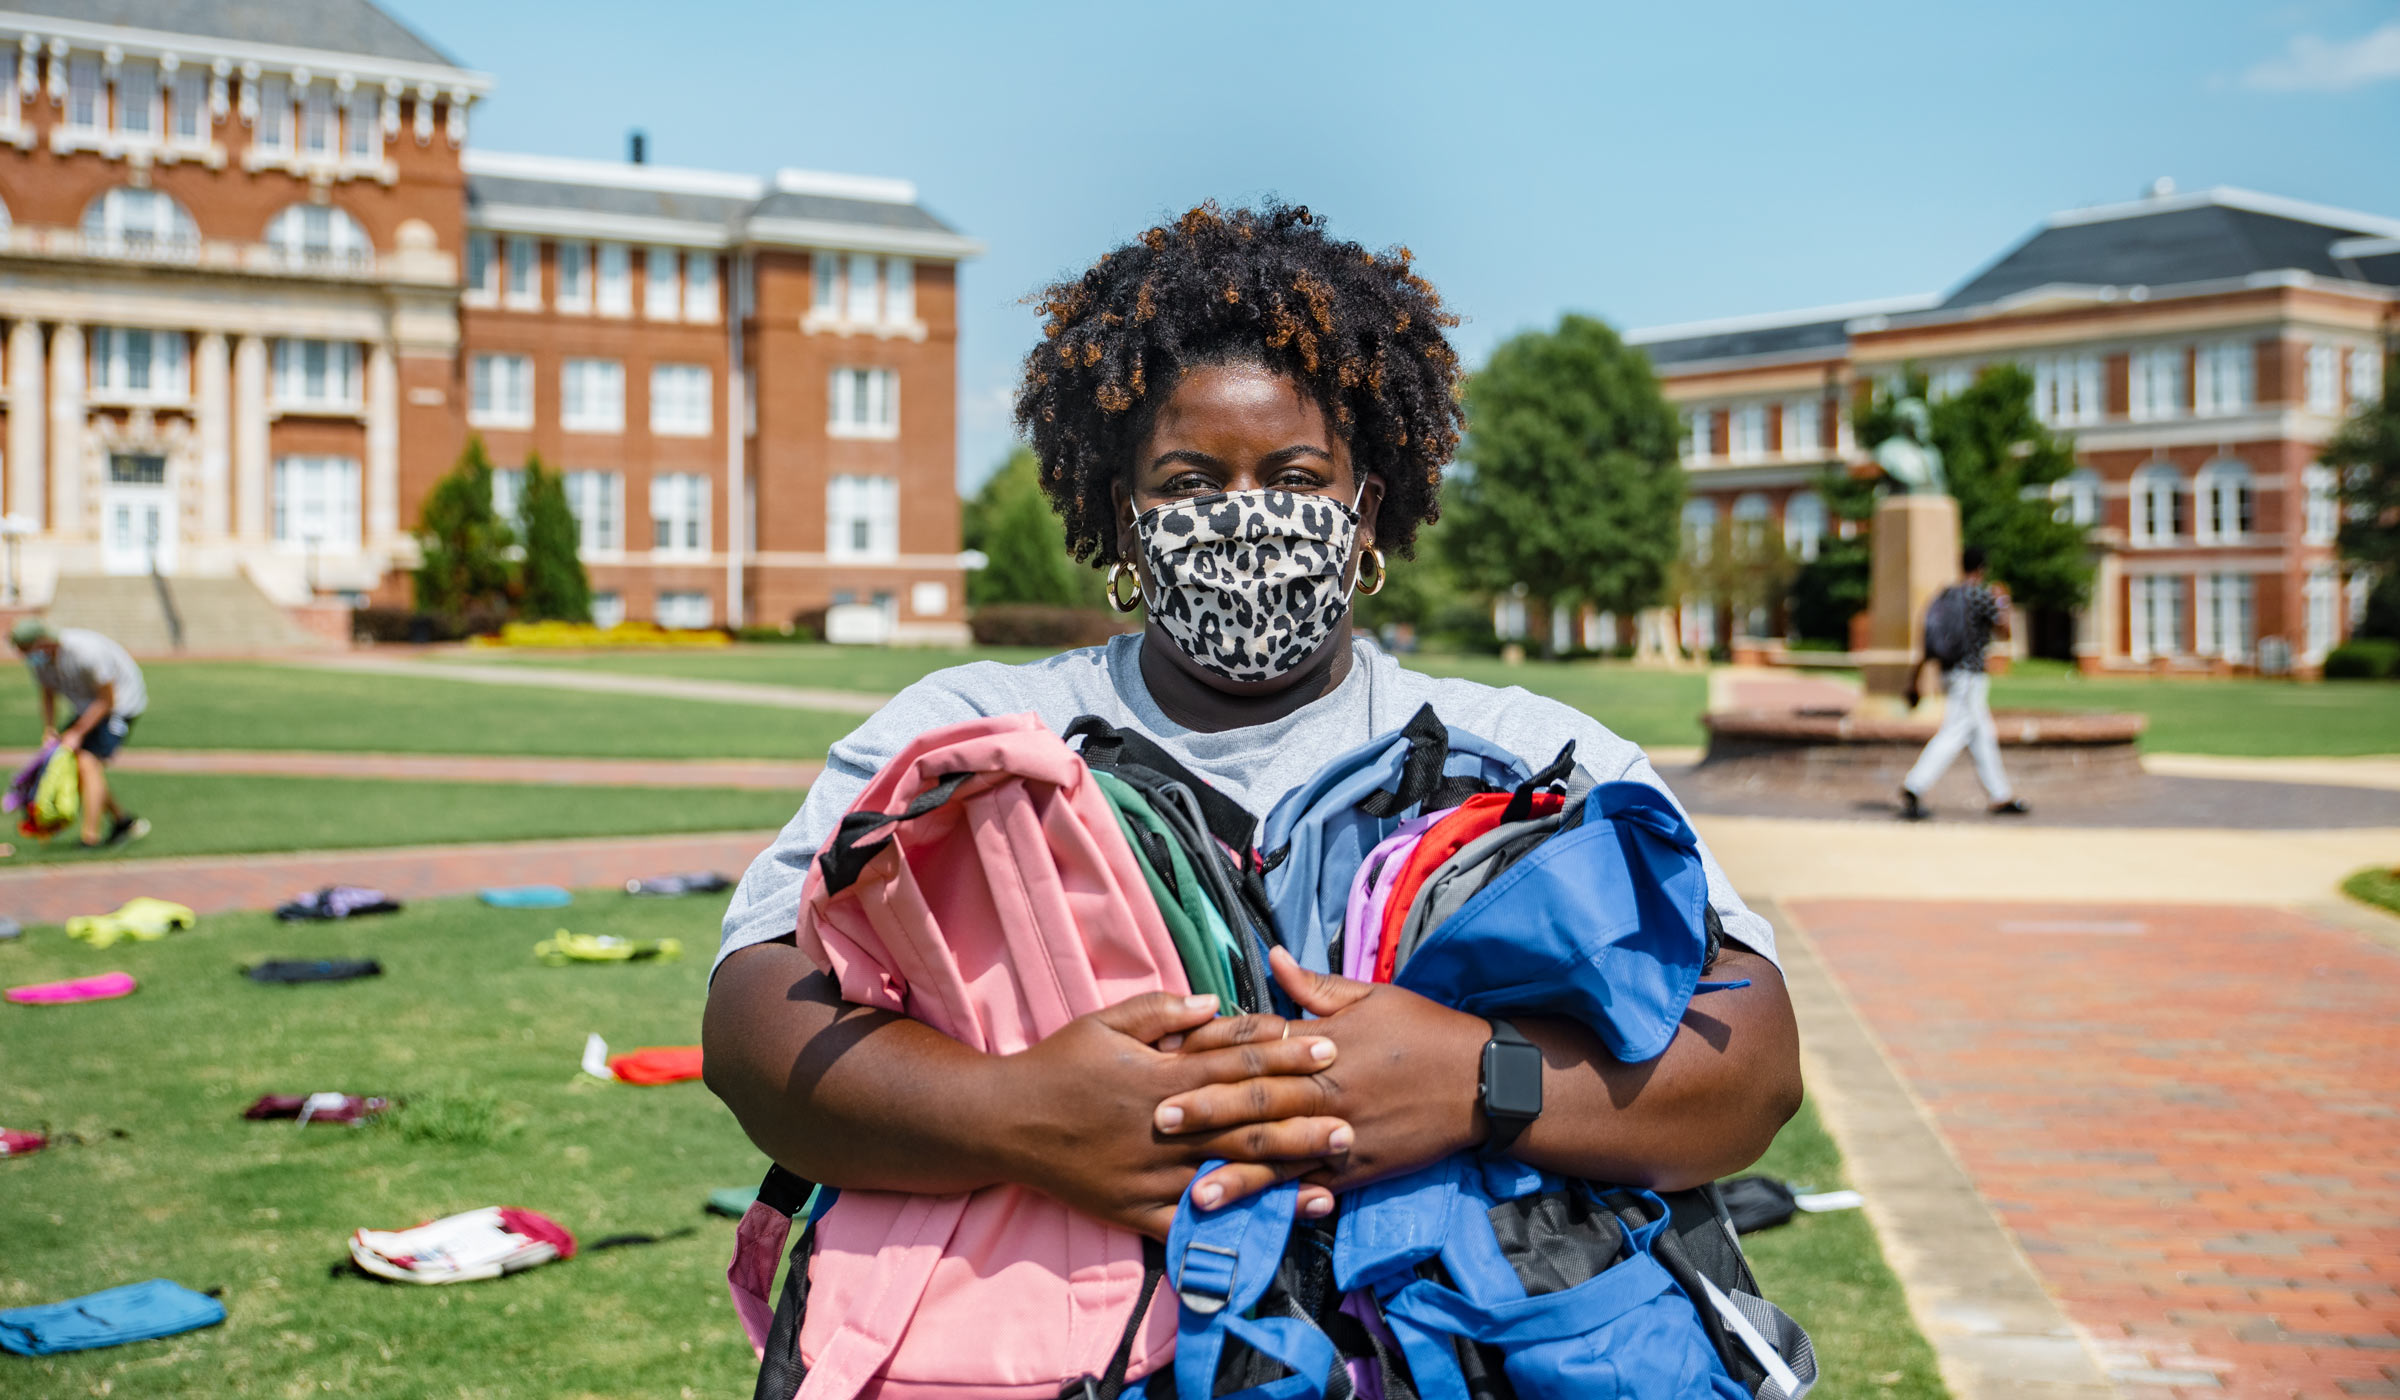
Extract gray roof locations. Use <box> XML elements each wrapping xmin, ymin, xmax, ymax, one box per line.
<box><xmin>1942</xmin><ymin>199</ymin><xmax>2400</xmax><ymax>309</ymax></box>
<box><xmin>467</xmin><ymin>175</ymin><xmax>751</xmax><ymax>231</ymax></box>
<box><xmin>1636</xmin><ymin>316</ymin><xmax>1852</xmax><ymax>371</ymax></box>
<box><xmin>462</xmin><ymin>161</ymin><xmax>975</xmax><ymax>254</ymax></box>
<box><xmin>749</xmin><ymin>190</ymin><xmax>957</xmax><ymax>236</ymax></box>
<box><xmin>3</xmin><ymin>0</ymin><xmax>460</xmax><ymax>68</ymax></box>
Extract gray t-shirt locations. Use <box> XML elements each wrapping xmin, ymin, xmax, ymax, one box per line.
<box><xmin>718</xmin><ymin>635</ymin><xmax>1776</xmax><ymax>974</ymax></box>
<box><xmin>28</xmin><ymin>628</ymin><xmax>148</xmax><ymax>720</ymax></box>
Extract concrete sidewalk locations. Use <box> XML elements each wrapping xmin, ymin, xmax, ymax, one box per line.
<box><xmin>113</xmin><ymin>748</ymin><xmax>824</xmax><ymax>790</ymax></box>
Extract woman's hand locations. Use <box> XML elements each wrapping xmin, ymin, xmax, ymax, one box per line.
<box><xmin>1160</xmin><ymin>948</ymin><xmax>1486</xmax><ymax>1205</ymax></box>
<box><xmin>999</xmin><ymin>990</ymin><xmax>1350</xmax><ymax>1239</ymax></box>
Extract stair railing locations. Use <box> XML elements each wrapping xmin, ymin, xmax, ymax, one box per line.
<box><xmin>149</xmin><ymin>553</ymin><xmax>185</xmax><ymax>652</ymax></box>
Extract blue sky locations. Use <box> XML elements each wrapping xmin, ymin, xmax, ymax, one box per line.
<box><xmin>387</xmin><ymin>0</ymin><xmax>2400</xmax><ymax>489</ymax></box>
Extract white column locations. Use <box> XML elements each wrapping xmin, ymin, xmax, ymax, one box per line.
<box><xmin>233</xmin><ymin>333</ymin><xmax>268</xmax><ymax>542</ymax></box>
<box><xmin>365</xmin><ymin>340</ymin><xmax>398</xmax><ymax>550</ymax></box>
<box><xmin>195</xmin><ymin>331</ymin><xmax>230</xmax><ymax>545</ymax></box>
<box><xmin>48</xmin><ymin>322</ymin><xmax>83</xmax><ymax>539</ymax></box>
<box><xmin>6</xmin><ymin>321</ymin><xmax>43</xmax><ymax>527</ymax></box>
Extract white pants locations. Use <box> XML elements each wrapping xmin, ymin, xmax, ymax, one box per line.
<box><xmin>1904</xmin><ymin>669</ymin><xmax>2014</xmax><ymax>803</ymax></box>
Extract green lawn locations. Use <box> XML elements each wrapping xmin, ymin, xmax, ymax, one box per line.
<box><xmin>449</xmin><ymin>643</ymin><xmax>1058</xmax><ymax>693</ymax></box>
<box><xmin>0</xmin><ymin>662</ymin><xmax>862</xmax><ymax>760</ymax></box>
<box><xmin>4</xmin><ymin>773</ymin><xmax>797</xmax><ymax>865</ymax></box>
<box><xmin>1403</xmin><ymin>654</ymin><xmax>1711</xmax><ymax>750</ymax></box>
<box><xmin>1990</xmin><ymin>663</ymin><xmax>2400</xmax><ymax>756</ymax></box>
<box><xmin>0</xmin><ymin>888</ymin><xmax>1943</xmax><ymax>1399</ymax></box>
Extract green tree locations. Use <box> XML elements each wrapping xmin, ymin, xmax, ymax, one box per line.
<box><xmin>2326</xmin><ymin>351</ymin><xmax>2400</xmax><ymax>639</ymax></box>
<box><xmin>1854</xmin><ymin>365</ymin><xmax>2092</xmax><ymax>616</ymax></box>
<box><xmin>1443</xmin><ymin>315</ymin><xmax>1683</xmax><ymax>648</ymax></box>
<box><xmin>516</xmin><ymin>456</ymin><xmax>592</xmax><ymax>623</ymax></box>
<box><xmin>412</xmin><ymin>435</ymin><xmax>515</xmax><ymax>618</ymax></box>
<box><xmin>1679</xmin><ymin>515</ymin><xmax>1797</xmax><ymax>644</ymax></box>
<box><xmin>963</xmin><ymin>445</ymin><xmax>1104</xmax><ymax>610</ymax></box>
<box><xmin>1787</xmin><ymin>466</ymin><xmax>1877</xmax><ymax>644</ymax></box>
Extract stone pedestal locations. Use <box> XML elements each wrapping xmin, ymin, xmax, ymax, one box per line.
<box><xmin>1860</xmin><ymin>493</ymin><xmax>1959</xmax><ymax>702</ymax></box>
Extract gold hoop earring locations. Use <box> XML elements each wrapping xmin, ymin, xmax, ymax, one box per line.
<box><xmin>1105</xmin><ymin>562</ymin><xmax>1143</xmax><ymax>614</ymax></box>
<box><xmin>1353</xmin><ymin>545</ymin><xmax>1387</xmax><ymax>597</ymax></box>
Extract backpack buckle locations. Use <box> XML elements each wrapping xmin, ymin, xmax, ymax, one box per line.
<box><xmin>1057</xmin><ymin>1376</ymin><xmax>1102</xmax><ymax>1400</ymax></box>
<box><xmin>1176</xmin><ymin>1241</ymin><xmax>1240</xmax><ymax>1315</ymax></box>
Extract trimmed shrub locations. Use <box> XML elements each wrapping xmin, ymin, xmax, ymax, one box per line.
<box><xmin>968</xmin><ymin>605</ymin><xmax>1137</xmax><ymax>648</ymax></box>
<box><xmin>2321</xmin><ymin>639</ymin><xmax>2400</xmax><ymax>680</ymax></box>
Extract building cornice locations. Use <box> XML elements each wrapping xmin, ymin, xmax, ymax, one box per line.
<box><xmin>1625</xmin><ymin>292</ymin><xmax>1939</xmax><ymax>346</ymax></box>
<box><xmin>743</xmin><ymin>216</ymin><xmax>983</xmax><ymax>261</ymax></box>
<box><xmin>468</xmin><ymin>202</ymin><xmax>733</xmax><ymax>249</ymax></box>
<box><xmin>0</xmin><ymin>10</ymin><xmax>492</xmax><ymax>96</ymax></box>
<box><xmin>2058</xmin><ymin>410</ymin><xmax>2334</xmax><ymax>455</ymax></box>
<box><xmin>464</xmin><ymin>150</ymin><xmax>759</xmax><ymax>199</ymax></box>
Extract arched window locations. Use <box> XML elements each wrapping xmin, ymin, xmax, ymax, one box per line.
<box><xmin>2051</xmin><ymin>467</ymin><xmax>2101</xmax><ymax>528</ymax></box>
<box><xmin>266</xmin><ymin>203</ymin><xmax>372</xmax><ymax>267</ymax></box>
<box><xmin>2130</xmin><ymin>463</ymin><xmax>2183</xmax><ymax>547</ymax></box>
<box><xmin>1784</xmin><ymin>490</ymin><xmax>1826</xmax><ymax>562</ymax></box>
<box><xmin>81</xmin><ymin>187</ymin><xmax>199</xmax><ymax>252</ymax></box>
<box><xmin>1731</xmin><ymin>492</ymin><xmax>1773</xmax><ymax>556</ymax></box>
<box><xmin>1681</xmin><ymin>498</ymin><xmax>1718</xmax><ymax>563</ymax></box>
<box><xmin>2193</xmin><ymin>460</ymin><xmax>2253</xmax><ymax>545</ymax></box>
<box><xmin>2302</xmin><ymin>464</ymin><xmax>2338</xmax><ymax>546</ymax></box>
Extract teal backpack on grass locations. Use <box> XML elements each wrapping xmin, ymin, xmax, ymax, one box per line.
<box><xmin>0</xmin><ymin>1279</ymin><xmax>225</xmax><ymax>1355</ymax></box>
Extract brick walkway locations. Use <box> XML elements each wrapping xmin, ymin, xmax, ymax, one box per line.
<box><xmin>0</xmin><ymin>830</ymin><xmax>779</xmax><ymax>926</ymax></box>
<box><xmin>1791</xmin><ymin>898</ymin><xmax>2400</xmax><ymax>1400</ymax></box>
<box><xmin>115</xmin><ymin>749</ymin><xmax>824</xmax><ymax>790</ymax></box>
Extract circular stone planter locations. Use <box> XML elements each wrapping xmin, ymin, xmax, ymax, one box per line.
<box><xmin>1693</xmin><ymin>707</ymin><xmax>2148</xmax><ymax>806</ymax></box>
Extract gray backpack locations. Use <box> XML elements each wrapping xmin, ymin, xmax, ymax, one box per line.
<box><xmin>1924</xmin><ymin>585</ymin><xmax>1975</xmax><ymax>667</ymax></box>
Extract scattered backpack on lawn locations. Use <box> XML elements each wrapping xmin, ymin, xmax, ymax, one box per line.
<box><xmin>12</xmin><ymin>744</ymin><xmax>78</xmax><ymax>840</ymax></box>
<box><xmin>6</xmin><ymin>971</ymin><xmax>136</xmax><ymax>1005</ymax></box>
<box><xmin>480</xmin><ymin>885</ymin><xmax>572</xmax><ymax>909</ymax></box>
<box><xmin>0</xmin><ymin>1127</ymin><xmax>47</xmax><ymax>1158</ymax></box>
<box><xmin>245</xmin><ymin>959</ymin><xmax>382</xmax><ymax>985</ymax></box>
<box><xmin>275</xmin><ymin>887</ymin><xmax>402</xmax><ymax>922</ymax></box>
<box><xmin>625</xmin><ymin>871</ymin><xmax>731</xmax><ymax>897</ymax></box>
<box><xmin>66</xmin><ymin>898</ymin><xmax>195</xmax><ymax>949</ymax></box>
<box><xmin>534</xmin><ymin>930</ymin><xmax>681</xmax><ymax>965</ymax></box>
<box><xmin>348</xmin><ymin>1207</ymin><xmax>576</xmax><ymax>1285</ymax></box>
<box><xmin>244</xmin><ymin>1093</ymin><xmax>388</xmax><ymax>1125</ymax></box>
<box><xmin>0</xmin><ymin>1279</ymin><xmax>225</xmax><ymax>1355</ymax></box>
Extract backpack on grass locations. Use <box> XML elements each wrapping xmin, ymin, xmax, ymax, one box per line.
<box><xmin>0</xmin><ymin>1279</ymin><xmax>225</xmax><ymax>1355</ymax></box>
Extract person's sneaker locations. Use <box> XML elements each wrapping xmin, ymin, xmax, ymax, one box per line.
<box><xmin>1898</xmin><ymin>788</ymin><xmax>1929</xmax><ymax>822</ymax></box>
<box><xmin>104</xmin><ymin>815</ymin><xmax>150</xmax><ymax>848</ymax></box>
<box><xmin>1988</xmin><ymin>799</ymin><xmax>2031</xmax><ymax>817</ymax></box>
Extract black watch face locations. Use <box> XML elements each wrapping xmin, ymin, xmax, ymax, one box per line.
<box><xmin>1482</xmin><ymin>1041</ymin><xmax>1544</xmax><ymax>1120</ymax></box>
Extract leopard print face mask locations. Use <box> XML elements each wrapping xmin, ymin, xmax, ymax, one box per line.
<box><xmin>1134</xmin><ymin>487</ymin><xmax>1361</xmax><ymax>684</ymax></box>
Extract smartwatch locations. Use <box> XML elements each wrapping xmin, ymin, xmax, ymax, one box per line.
<box><xmin>1478</xmin><ymin>1019</ymin><xmax>1543</xmax><ymax>1154</ymax></box>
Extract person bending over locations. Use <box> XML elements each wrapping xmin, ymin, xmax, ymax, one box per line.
<box><xmin>705</xmin><ymin>201</ymin><xmax>1800</xmax><ymax>1240</ymax></box>
<box><xmin>12</xmin><ymin>617</ymin><xmax>149</xmax><ymax>848</ymax></box>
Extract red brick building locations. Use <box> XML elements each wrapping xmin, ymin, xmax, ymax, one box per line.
<box><xmin>1631</xmin><ymin>187</ymin><xmax>2396</xmax><ymax>672</ymax></box>
<box><xmin>0</xmin><ymin>1</ymin><xmax>979</xmax><ymax>642</ymax></box>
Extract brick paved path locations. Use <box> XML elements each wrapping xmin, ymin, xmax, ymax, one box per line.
<box><xmin>0</xmin><ymin>830</ymin><xmax>778</xmax><ymax>926</ymax></box>
<box><xmin>115</xmin><ymin>749</ymin><xmax>824</xmax><ymax>790</ymax></box>
<box><xmin>1792</xmin><ymin>898</ymin><xmax>2400</xmax><ymax>1400</ymax></box>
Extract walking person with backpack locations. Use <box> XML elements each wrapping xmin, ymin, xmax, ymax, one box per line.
<box><xmin>1899</xmin><ymin>546</ymin><xmax>2030</xmax><ymax>820</ymax></box>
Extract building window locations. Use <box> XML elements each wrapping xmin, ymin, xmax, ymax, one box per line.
<box><xmin>2194</xmin><ymin>573</ymin><xmax>2255</xmax><ymax>662</ymax></box>
<box><xmin>271</xmin><ymin>455</ymin><xmax>362</xmax><ymax>550</ymax></box>
<box><xmin>505</xmin><ymin>237</ymin><xmax>539</xmax><ymax>308</ymax></box>
<box><xmin>556</xmin><ymin>242</ymin><xmax>591</xmax><ymax>312</ymax></box>
<box><xmin>2130</xmin><ymin>465</ymin><xmax>2182</xmax><ymax>547</ymax></box>
<box><xmin>491</xmin><ymin>467</ymin><xmax>524</xmax><ymax>527</ymax></box>
<box><xmin>265</xmin><ymin>204</ymin><xmax>372</xmax><ymax>268</ymax></box>
<box><xmin>596</xmin><ymin>243</ymin><xmax>632</xmax><ymax>316</ymax></box>
<box><xmin>469</xmin><ymin>353</ymin><xmax>533</xmax><ymax>428</ymax></box>
<box><xmin>2304</xmin><ymin>566</ymin><xmax>2339</xmax><ymax>660</ymax></box>
<box><xmin>2194</xmin><ymin>340</ymin><xmax>2253</xmax><ymax>416</ymax></box>
<box><xmin>465</xmin><ymin>232</ymin><xmax>498</xmax><ymax>303</ymax></box>
<box><xmin>1680</xmin><ymin>498</ymin><xmax>1717</xmax><ymax>564</ymax></box>
<box><xmin>2349</xmin><ymin>571</ymin><xmax>2373</xmax><ymax>629</ymax></box>
<box><xmin>1929</xmin><ymin>364</ymin><xmax>1974</xmax><ymax>401</ymax></box>
<box><xmin>1782</xmin><ymin>398</ymin><xmax>1821</xmax><ymax>457</ymax></box>
<box><xmin>298</xmin><ymin>86</ymin><xmax>336</xmax><ymax>156</ymax></box>
<box><xmin>2128</xmin><ymin>346</ymin><xmax>2186</xmax><ymax>421</ymax></box>
<box><xmin>2193</xmin><ymin>460</ymin><xmax>2253</xmax><ymax>545</ymax></box>
<box><xmin>345</xmin><ymin>93</ymin><xmax>376</xmax><ymax>160</ymax></box>
<box><xmin>2353</xmin><ymin>347</ymin><xmax>2384</xmax><ymax>407</ymax></box>
<box><xmin>1783</xmin><ymin>490</ymin><xmax>1826</xmax><ymax>562</ymax></box>
<box><xmin>845</xmin><ymin>253</ymin><xmax>879</xmax><ymax>322</ymax></box>
<box><xmin>559</xmin><ymin>359</ymin><xmax>624</xmax><ymax>433</ymax></box>
<box><xmin>656</xmin><ymin>591</ymin><xmax>712</xmax><ymax>630</ymax></box>
<box><xmin>2031</xmin><ymin>352</ymin><xmax>2103</xmax><ymax>426</ymax></box>
<box><xmin>89</xmin><ymin>328</ymin><xmax>188</xmax><ymax>402</ymax></box>
<box><xmin>81</xmin><ymin>187</ymin><xmax>199</xmax><ymax>252</ymax></box>
<box><xmin>254</xmin><ymin>75</ymin><xmax>289</xmax><ymax>151</ymax></box>
<box><xmin>829</xmin><ymin>367</ymin><xmax>899</xmax><ymax>437</ymax></box>
<box><xmin>651</xmin><ymin>473</ymin><xmax>709</xmax><ymax>555</ymax></box>
<box><xmin>115</xmin><ymin>61</ymin><xmax>160</xmax><ymax>139</ymax></box>
<box><xmin>2303</xmin><ymin>464</ymin><xmax>2339</xmax><ymax>545</ymax></box>
<box><xmin>650</xmin><ymin>364</ymin><xmax>712</xmax><ymax>437</ymax></box>
<box><xmin>1730</xmin><ymin>492</ymin><xmax>1772</xmax><ymax>555</ymax></box>
<box><xmin>887</xmin><ymin>259</ymin><xmax>916</xmax><ymax>323</ymax></box>
<box><xmin>827</xmin><ymin>474</ymin><xmax>900</xmax><ymax>561</ymax></box>
<box><xmin>65</xmin><ymin>55</ymin><xmax>101</xmax><ymax>131</ymax></box>
<box><xmin>684</xmin><ymin>251</ymin><xmax>717</xmax><ymax>321</ymax></box>
<box><xmin>645</xmin><ymin>247</ymin><xmax>681</xmax><ymax>319</ymax></box>
<box><xmin>1682</xmin><ymin>408</ymin><xmax>1713</xmax><ymax>463</ymax></box>
<box><xmin>2129</xmin><ymin>575</ymin><xmax>2185</xmax><ymax>661</ymax></box>
<box><xmin>170</xmin><ymin>66</ymin><xmax>206</xmax><ymax>143</ymax></box>
<box><xmin>590</xmin><ymin>591</ymin><xmax>625</xmax><ymax>629</ymax></box>
<box><xmin>271</xmin><ymin>339</ymin><xmax>362</xmax><ymax>409</ymax></box>
<box><xmin>565</xmin><ymin>470</ymin><xmax>623</xmax><ymax>554</ymax></box>
<box><xmin>2051</xmin><ymin>468</ymin><xmax>2101</xmax><ymax>528</ymax></box>
<box><xmin>2306</xmin><ymin>344</ymin><xmax>2343</xmax><ymax>413</ymax></box>
<box><xmin>1728</xmin><ymin>404</ymin><xmax>1768</xmax><ymax>462</ymax></box>
<box><xmin>813</xmin><ymin>253</ymin><xmax>838</xmax><ymax>314</ymax></box>
<box><xmin>910</xmin><ymin>580</ymin><xmax>948</xmax><ymax>617</ymax></box>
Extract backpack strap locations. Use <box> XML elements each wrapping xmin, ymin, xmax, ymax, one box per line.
<box><xmin>1057</xmin><ymin>1238</ymin><xmax>1168</xmax><ymax>1400</ymax></box>
<box><xmin>815</xmin><ymin>770</ymin><xmax>976</xmax><ymax>894</ymax></box>
<box><xmin>1065</xmin><ymin>716</ymin><xmax>1260</xmax><ymax>857</ymax></box>
<box><xmin>1168</xmin><ymin>1170</ymin><xmax>1341</xmax><ymax>1400</ymax></box>
<box><xmin>733</xmin><ymin>1165</ymin><xmax>825</xmax><ymax>1399</ymax></box>
<box><xmin>1357</xmin><ymin>705</ymin><xmax>1489</xmax><ymax>819</ymax></box>
<box><xmin>1499</xmin><ymin>742</ymin><xmax>1577</xmax><ymax>825</ymax></box>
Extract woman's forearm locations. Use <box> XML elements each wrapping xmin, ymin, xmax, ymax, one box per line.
<box><xmin>703</xmin><ymin>939</ymin><xmax>1016</xmax><ymax>1195</ymax></box>
<box><xmin>1512</xmin><ymin>950</ymin><xmax>1802</xmax><ymax>1191</ymax></box>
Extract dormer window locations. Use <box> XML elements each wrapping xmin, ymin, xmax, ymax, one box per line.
<box><xmin>266</xmin><ymin>204</ymin><xmax>373</xmax><ymax>269</ymax></box>
<box><xmin>82</xmin><ymin>187</ymin><xmax>200</xmax><ymax>253</ymax></box>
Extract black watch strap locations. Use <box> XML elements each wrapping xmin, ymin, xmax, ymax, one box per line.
<box><xmin>1479</xmin><ymin>1018</ymin><xmax>1543</xmax><ymax>1154</ymax></box>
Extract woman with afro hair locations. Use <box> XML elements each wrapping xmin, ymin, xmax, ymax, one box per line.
<box><xmin>707</xmin><ymin>201</ymin><xmax>1798</xmax><ymax>1259</ymax></box>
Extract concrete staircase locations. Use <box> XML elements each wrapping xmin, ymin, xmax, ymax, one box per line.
<box><xmin>46</xmin><ymin>573</ymin><xmax>325</xmax><ymax>655</ymax></box>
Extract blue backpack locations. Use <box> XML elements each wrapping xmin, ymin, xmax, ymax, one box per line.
<box><xmin>1152</xmin><ymin>709</ymin><xmax>1814</xmax><ymax>1400</ymax></box>
<box><xmin>0</xmin><ymin>1279</ymin><xmax>225</xmax><ymax>1355</ymax></box>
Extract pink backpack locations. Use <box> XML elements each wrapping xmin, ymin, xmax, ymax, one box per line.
<box><xmin>728</xmin><ymin>713</ymin><xmax>1188</xmax><ymax>1400</ymax></box>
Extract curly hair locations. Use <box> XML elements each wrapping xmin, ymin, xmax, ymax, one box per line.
<box><xmin>1014</xmin><ymin>200</ymin><xmax>1464</xmax><ymax>564</ymax></box>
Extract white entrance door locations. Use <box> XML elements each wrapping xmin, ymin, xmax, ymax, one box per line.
<box><xmin>102</xmin><ymin>453</ymin><xmax>176</xmax><ymax>575</ymax></box>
